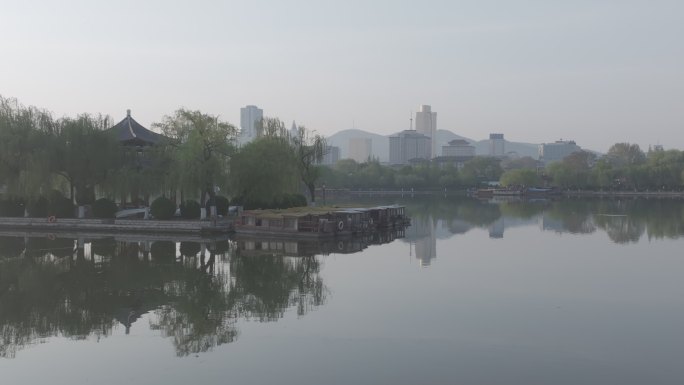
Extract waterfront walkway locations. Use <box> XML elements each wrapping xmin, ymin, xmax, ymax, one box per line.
<box><xmin>0</xmin><ymin>217</ymin><xmax>234</xmax><ymax>235</ymax></box>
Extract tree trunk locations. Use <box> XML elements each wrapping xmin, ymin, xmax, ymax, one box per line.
<box><xmin>206</xmin><ymin>183</ymin><xmax>217</xmax><ymax>218</ymax></box>
<box><xmin>308</xmin><ymin>183</ymin><xmax>316</xmax><ymax>203</ymax></box>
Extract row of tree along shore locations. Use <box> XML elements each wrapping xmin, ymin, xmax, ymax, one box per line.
<box><xmin>0</xmin><ymin>96</ymin><xmax>324</xmax><ymax>219</ymax></box>
<box><xmin>318</xmin><ymin>144</ymin><xmax>684</xmax><ymax>193</ymax></box>
<box><xmin>3</xmin><ymin>94</ymin><xmax>684</xmax><ymax>220</ymax></box>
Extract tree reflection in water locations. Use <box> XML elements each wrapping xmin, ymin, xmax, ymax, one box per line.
<box><xmin>0</xmin><ymin>236</ymin><xmax>327</xmax><ymax>358</ymax></box>
<box><xmin>388</xmin><ymin>196</ymin><xmax>684</xmax><ymax>244</ymax></box>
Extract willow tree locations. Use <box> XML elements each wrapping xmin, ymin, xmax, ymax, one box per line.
<box><xmin>230</xmin><ymin>135</ymin><xmax>299</xmax><ymax>205</ymax></box>
<box><xmin>52</xmin><ymin>114</ymin><xmax>121</xmax><ymax>204</ymax></box>
<box><xmin>0</xmin><ymin>96</ymin><xmax>56</xmax><ymax>198</ymax></box>
<box><xmin>153</xmin><ymin>109</ymin><xmax>237</xmax><ymax>214</ymax></box>
<box><xmin>290</xmin><ymin>124</ymin><xmax>326</xmax><ymax>203</ymax></box>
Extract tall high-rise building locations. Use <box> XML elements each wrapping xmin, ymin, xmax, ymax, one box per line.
<box><xmin>389</xmin><ymin>130</ymin><xmax>431</xmax><ymax>165</ymax></box>
<box><xmin>489</xmin><ymin>133</ymin><xmax>505</xmax><ymax>157</ymax></box>
<box><xmin>349</xmin><ymin>138</ymin><xmax>372</xmax><ymax>163</ymax></box>
<box><xmin>239</xmin><ymin>105</ymin><xmax>263</xmax><ymax>145</ymax></box>
<box><xmin>415</xmin><ymin>105</ymin><xmax>437</xmax><ymax>158</ymax></box>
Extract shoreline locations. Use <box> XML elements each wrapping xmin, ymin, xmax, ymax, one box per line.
<box><xmin>323</xmin><ymin>189</ymin><xmax>684</xmax><ymax>199</ymax></box>
<box><xmin>0</xmin><ymin>217</ymin><xmax>234</xmax><ymax>235</ymax></box>
<box><xmin>562</xmin><ymin>190</ymin><xmax>684</xmax><ymax>198</ymax></box>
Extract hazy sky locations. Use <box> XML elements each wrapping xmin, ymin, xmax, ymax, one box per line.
<box><xmin>1</xmin><ymin>0</ymin><xmax>682</xmax><ymax>152</ymax></box>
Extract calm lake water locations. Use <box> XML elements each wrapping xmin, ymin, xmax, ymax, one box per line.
<box><xmin>1</xmin><ymin>197</ymin><xmax>684</xmax><ymax>385</ymax></box>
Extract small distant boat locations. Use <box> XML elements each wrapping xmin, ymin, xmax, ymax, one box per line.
<box><xmin>525</xmin><ymin>187</ymin><xmax>559</xmax><ymax>196</ymax></box>
<box><xmin>475</xmin><ymin>189</ymin><xmax>495</xmax><ymax>198</ymax></box>
<box><xmin>474</xmin><ymin>187</ymin><xmax>558</xmax><ymax>198</ymax></box>
<box><xmin>492</xmin><ymin>189</ymin><xmax>523</xmax><ymax>196</ymax></box>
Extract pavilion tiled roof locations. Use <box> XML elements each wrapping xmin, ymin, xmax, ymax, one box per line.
<box><xmin>108</xmin><ymin>109</ymin><xmax>165</xmax><ymax>146</ymax></box>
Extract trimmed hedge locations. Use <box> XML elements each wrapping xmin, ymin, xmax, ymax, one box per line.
<box><xmin>0</xmin><ymin>197</ymin><xmax>25</xmax><ymax>217</ymax></box>
<box><xmin>50</xmin><ymin>196</ymin><xmax>75</xmax><ymax>218</ymax></box>
<box><xmin>27</xmin><ymin>197</ymin><xmax>49</xmax><ymax>217</ymax></box>
<box><xmin>26</xmin><ymin>194</ymin><xmax>75</xmax><ymax>218</ymax></box>
<box><xmin>205</xmin><ymin>195</ymin><xmax>230</xmax><ymax>216</ymax></box>
<box><xmin>93</xmin><ymin>198</ymin><xmax>118</xmax><ymax>219</ymax></box>
<box><xmin>150</xmin><ymin>197</ymin><xmax>176</xmax><ymax>220</ymax></box>
<box><xmin>180</xmin><ymin>200</ymin><xmax>201</xmax><ymax>219</ymax></box>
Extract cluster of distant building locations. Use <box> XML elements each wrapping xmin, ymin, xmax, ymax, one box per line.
<box><xmin>237</xmin><ymin>104</ymin><xmax>587</xmax><ymax>168</ymax></box>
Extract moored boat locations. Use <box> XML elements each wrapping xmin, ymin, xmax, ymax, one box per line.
<box><xmin>235</xmin><ymin>205</ymin><xmax>409</xmax><ymax>238</ymax></box>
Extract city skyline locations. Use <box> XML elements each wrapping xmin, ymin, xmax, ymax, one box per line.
<box><xmin>1</xmin><ymin>1</ymin><xmax>682</xmax><ymax>153</ymax></box>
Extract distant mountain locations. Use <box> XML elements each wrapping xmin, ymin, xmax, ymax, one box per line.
<box><xmin>326</xmin><ymin>129</ymin><xmax>541</xmax><ymax>162</ymax></box>
<box><xmin>327</xmin><ymin>129</ymin><xmax>390</xmax><ymax>161</ymax></box>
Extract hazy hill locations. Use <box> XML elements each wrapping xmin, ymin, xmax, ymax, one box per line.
<box><xmin>327</xmin><ymin>129</ymin><xmax>540</xmax><ymax>162</ymax></box>
<box><xmin>326</xmin><ymin>129</ymin><xmax>390</xmax><ymax>160</ymax></box>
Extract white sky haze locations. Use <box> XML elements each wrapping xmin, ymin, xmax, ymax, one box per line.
<box><xmin>1</xmin><ymin>0</ymin><xmax>682</xmax><ymax>151</ymax></box>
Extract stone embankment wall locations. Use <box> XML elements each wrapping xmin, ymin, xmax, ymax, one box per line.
<box><xmin>0</xmin><ymin>217</ymin><xmax>233</xmax><ymax>234</ymax></box>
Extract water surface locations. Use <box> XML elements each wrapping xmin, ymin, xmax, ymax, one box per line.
<box><xmin>1</xmin><ymin>197</ymin><xmax>683</xmax><ymax>385</ymax></box>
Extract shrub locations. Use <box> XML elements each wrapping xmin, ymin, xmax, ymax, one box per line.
<box><xmin>27</xmin><ymin>196</ymin><xmax>49</xmax><ymax>217</ymax></box>
<box><xmin>205</xmin><ymin>195</ymin><xmax>230</xmax><ymax>216</ymax></box>
<box><xmin>289</xmin><ymin>193</ymin><xmax>308</xmax><ymax>208</ymax></box>
<box><xmin>150</xmin><ymin>197</ymin><xmax>176</xmax><ymax>220</ymax></box>
<box><xmin>76</xmin><ymin>186</ymin><xmax>96</xmax><ymax>206</ymax></box>
<box><xmin>0</xmin><ymin>197</ymin><xmax>25</xmax><ymax>217</ymax></box>
<box><xmin>49</xmin><ymin>196</ymin><xmax>75</xmax><ymax>218</ymax></box>
<box><xmin>180</xmin><ymin>200</ymin><xmax>201</xmax><ymax>219</ymax></box>
<box><xmin>93</xmin><ymin>198</ymin><xmax>118</xmax><ymax>219</ymax></box>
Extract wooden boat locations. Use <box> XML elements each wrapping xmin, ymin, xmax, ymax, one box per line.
<box><xmin>235</xmin><ymin>205</ymin><xmax>409</xmax><ymax>238</ymax></box>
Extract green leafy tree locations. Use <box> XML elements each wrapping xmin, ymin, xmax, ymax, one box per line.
<box><xmin>230</xmin><ymin>136</ymin><xmax>299</xmax><ymax>205</ymax></box>
<box><xmin>501</xmin><ymin>156</ymin><xmax>539</xmax><ymax>171</ymax></box>
<box><xmin>53</xmin><ymin>114</ymin><xmax>120</xmax><ymax>204</ymax></box>
<box><xmin>646</xmin><ymin>149</ymin><xmax>684</xmax><ymax>189</ymax></box>
<box><xmin>500</xmin><ymin>168</ymin><xmax>541</xmax><ymax>187</ymax></box>
<box><xmin>153</xmin><ymin>109</ymin><xmax>237</xmax><ymax>214</ymax></box>
<box><xmin>0</xmin><ymin>96</ymin><xmax>56</xmax><ymax>198</ymax></box>
<box><xmin>290</xmin><ymin>124</ymin><xmax>326</xmax><ymax>202</ymax></box>
<box><xmin>606</xmin><ymin>143</ymin><xmax>646</xmax><ymax>168</ymax></box>
<box><xmin>547</xmin><ymin>151</ymin><xmax>595</xmax><ymax>189</ymax></box>
<box><xmin>460</xmin><ymin>157</ymin><xmax>503</xmax><ymax>187</ymax></box>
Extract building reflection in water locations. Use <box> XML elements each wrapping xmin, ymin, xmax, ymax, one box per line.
<box><xmin>488</xmin><ymin>219</ymin><xmax>505</xmax><ymax>239</ymax></box>
<box><xmin>404</xmin><ymin>215</ymin><xmax>437</xmax><ymax>267</ymax></box>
